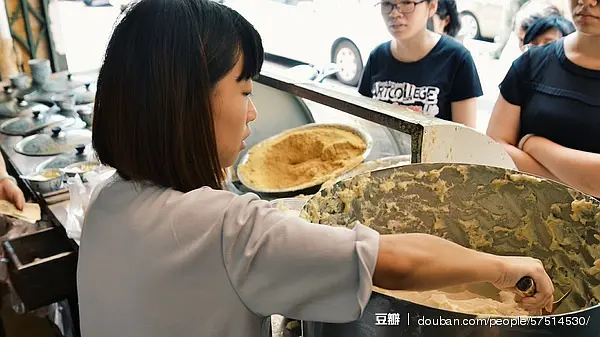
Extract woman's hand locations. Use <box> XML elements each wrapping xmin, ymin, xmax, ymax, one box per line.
<box><xmin>0</xmin><ymin>178</ymin><xmax>25</xmax><ymax>210</ymax></box>
<box><xmin>492</xmin><ymin>255</ymin><xmax>554</xmax><ymax>312</ymax></box>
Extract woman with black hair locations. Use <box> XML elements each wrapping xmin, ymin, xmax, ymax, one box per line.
<box><xmin>77</xmin><ymin>1</ymin><xmax>554</xmax><ymax>336</ymax></box>
<box><xmin>359</xmin><ymin>0</ymin><xmax>482</xmax><ymax>128</ymax></box>
<box><xmin>488</xmin><ymin>0</ymin><xmax>600</xmax><ymax>198</ymax></box>
<box><xmin>429</xmin><ymin>0</ymin><xmax>461</xmax><ymax>38</ymax></box>
<box><xmin>523</xmin><ymin>14</ymin><xmax>575</xmax><ymax>48</ymax></box>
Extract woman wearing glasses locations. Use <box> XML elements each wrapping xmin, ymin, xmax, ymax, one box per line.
<box><xmin>358</xmin><ymin>0</ymin><xmax>482</xmax><ymax>128</ymax></box>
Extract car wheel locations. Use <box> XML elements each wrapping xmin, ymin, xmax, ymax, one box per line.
<box><xmin>459</xmin><ymin>12</ymin><xmax>481</xmax><ymax>40</ymax></box>
<box><xmin>333</xmin><ymin>40</ymin><xmax>363</xmax><ymax>87</ymax></box>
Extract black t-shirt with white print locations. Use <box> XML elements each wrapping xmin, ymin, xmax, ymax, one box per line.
<box><xmin>358</xmin><ymin>35</ymin><xmax>483</xmax><ymax>122</ymax></box>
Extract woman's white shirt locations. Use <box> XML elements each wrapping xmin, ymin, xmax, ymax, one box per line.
<box><xmin>77</xmin><ymin>174</ymin><xmax>380</xmax><ymax>337</ymax></box>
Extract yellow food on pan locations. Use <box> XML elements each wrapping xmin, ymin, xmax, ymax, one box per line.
<box><xmin>239</xmin><ymin>126</ymin><xmax>367</xmax><ymax>191</ymax></box>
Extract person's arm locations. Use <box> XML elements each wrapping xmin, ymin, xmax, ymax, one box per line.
<box><xmin>486</xmin><ymin>95</ymin><xmax>558</xmax><ymax>180</ymax></box>
<box><xmin>357</xmin><ymin>52</ymin><xmax>374</xmax><ymax>97</ymax></box>
<box><xmin>374</xmin><ymin>233</ymin><xmax>500</xmax><ymax>291</ymax></box>
<box><xmin>486</xmin><ymin>50</ymin><xmax>558</xmax><ymax>180</ymax></box>
<box><xmin>221</xmin><ymin>193</ymin><xmax>554</xmax><ymax>322</ymax></box>
<box><xmin>449</xmin><ymin>50</ymin><xmax>481</xmax><ymax>128</ymax></box>
<box><xmin>375</xmin><ymin>233</ymin><xmax>552</xmax><ymax>311</ymax></box>
<box><xmin>451</xmin><ymin>98</ymin><xmax>477</xmax><ymax>128</ymax></box>
<box><xmin>522</xmin><ymin>136</ymin><xmax>600</xmax><ymax>196</ymax></box>
<box><xmin>0</xmin><ymin>153</ymin><xmax>24</xmax><ymax>210</ymax></box>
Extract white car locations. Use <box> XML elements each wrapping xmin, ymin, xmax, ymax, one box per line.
<box><xmin>457</xmin><ymin>0</ymin><xmax>507</xmax><ymax>41</ymax></box>
<box><xmin>226</xmin><ymin>0</ymin><xmax>391</xmax><ymax>86</ymax></box>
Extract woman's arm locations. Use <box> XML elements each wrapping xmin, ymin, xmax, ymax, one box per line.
<box><xmin>486</xmin><ymin>48</ymin><xmax>558</xmax><ymax>179</ymax></box>
<box><xmin>221</xmin><ymin>194</ymin><xmax>554</xmax><ymax>321</ymax></box>
<box><xmin>357</xmin><ymin>53</ymin><xmax>374</xmax><ymax>97</ymax></box>
<box><xmin>486</xmin><ymin>94</ymin><xmax>558</xmax><ymax>180</ymax></box>
<box><xmin>523</xmin><ymin>136</ymin><xmax>600</xmax><ymax>196</ymax></box>
<box><xmin>449</xmin><ymin>50</ymin><xmax>482</xmax><ymax>129</ymax></box>
<box><xmin>375</xmin><ymin>233</ymin><xmax>553</xmax><ymax>311</ymax></box>
<box><xmin>451</xmin><ymin>97</ymin><xmax>477</xmax><ymax>128</ymax></box>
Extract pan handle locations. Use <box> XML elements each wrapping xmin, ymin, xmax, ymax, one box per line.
<box><xmin>516</xmin><ymin>276</ymin><xmax>536</xmax><ymax>297</ymax></box>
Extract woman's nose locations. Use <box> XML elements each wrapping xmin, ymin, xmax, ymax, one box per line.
<box><xmin>389</xmin><ymin>5</ymin><xmax>404</xmax><ymax>18</ymax></box>
<box><xmin>247</xmin><ymin>99</ymin><xmax>257</xmax><ymax>123</ymax></box>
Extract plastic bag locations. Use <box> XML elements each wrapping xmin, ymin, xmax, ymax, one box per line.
<box><xmin>65</xmin><ymin>167</ymin><xmax>115</xmax><ymax>244</ymax></box>
<box><xmin>65</xmin><ymin>175</ymin><xmax>85</xmax><ymax>244</ymax></box>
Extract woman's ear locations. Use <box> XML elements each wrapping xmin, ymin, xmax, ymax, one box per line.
<box><xmin>429</xmin><ymin>0</ymin><xmax>438</xmax><ymax>17</ymax></box>
<box><xmin>443</xmin><ymin>15</ymin><xmax>450</xmax><ymax>28</ymax></box>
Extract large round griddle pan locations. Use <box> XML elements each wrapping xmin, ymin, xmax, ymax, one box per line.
<box><xmin>300</xmin><ymin>162</ymin><xmax>600</xmax><ymax>315</ymax></box>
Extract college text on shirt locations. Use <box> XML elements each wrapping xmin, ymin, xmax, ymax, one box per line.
<box><xmin>372</xmin><ymin>81</ymin><xmax>440</xmax><ymax>117</ymax></box>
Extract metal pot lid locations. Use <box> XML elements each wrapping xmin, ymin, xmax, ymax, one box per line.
<box><xmin>77</xmin><ymin>105</ymin><xmax>93</xmax><ymax>116</ymax></box>
<box><xmin>41</xmin><ymin>73</ymin><xmax>94</xmax><ymax>104</ymax></box>
<box><xmin>41</xmin><ymin>73</ymin><xmax>85</xmax><ymax>93</ymax></box>
<box><xmin>41</xmin><ymin>115</ymin><xmax>86</xmax><ymax>133</ymax></box>
<box><xmin>0</xmin><ymin>85</ymin><xmax>16</xmax><ymax>104</ymax></box>
<box><xmin>22</xmin><ymin>89</ymin><xmax>56</xmax><ymax>106</ymax></box>
<box><xmin>76</xmin><ymin>106</ymin><xmax>93</xmax><ymax>128</ymax></box>
<box><xmin>71</xmin><ymin>83</ymin><xmax>95</xmax><ymax>105</ymax></box>
<box><xmin>15</xmin><ymin>84</ymin><xmax>37</xmax><ymax>98</ymax></box>
<box><xmin>0</xmin><ymin>100</ymin><xmax>18</xmax><ymax>118</ymax></box>
<box><xmin>14</xmin><ymin>127</ymin><xmax>92</xmax><ymax>156</ymax></box>
<box><xmin>0</xmin><ymin>98</ymin><xmax>50</xmax><ymax>119</ymax></box>
<box><xmin>0</xmin><ymin>107</ymin><xmax>67</xmax><ymax>136</ymax></box>
<box><xmin>0</xmin><ymin>98</ymin><xmax>28</xmax><ymax>118</ymax></box>
<box><xmin>35</xmin><ymin>144</ymin><xmax>96</xmax><ymax>171</ymax></box>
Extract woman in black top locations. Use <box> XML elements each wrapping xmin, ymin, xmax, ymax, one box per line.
<box><xmin>358</xmin><ymin>0</ymin><xmax>483</xmax><ymax>128</ymax></box>
<box><xmin>487</xmin><ymin>0</ymin><xmax>600</xmax><ymax>197</ymax></box>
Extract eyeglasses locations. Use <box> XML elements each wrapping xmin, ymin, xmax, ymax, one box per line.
<box><xmin>376</xmin><ymin>0</ymin><xmax>429</xmax><ymax>15</ymax></box>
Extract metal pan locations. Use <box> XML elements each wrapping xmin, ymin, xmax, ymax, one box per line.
<box><xmin>320</xmin><ymin>154</ymin><xmax>412</xmax><ymax>190</ymax></box>
<box><xmin>299</xmin><ymin>162</ymin><xmax>600</xmax><ymax>336</ymax></box>
<box><xmin>237</xmin><ymin>123</ymin><xmax>373</xmax><ymax>197</ymax></box>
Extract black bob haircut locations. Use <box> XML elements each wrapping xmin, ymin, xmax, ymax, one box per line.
<box><xmin>92</xmin><ymin>0</ymin><xmax>264</xmax><ymax>192</ymax></box>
